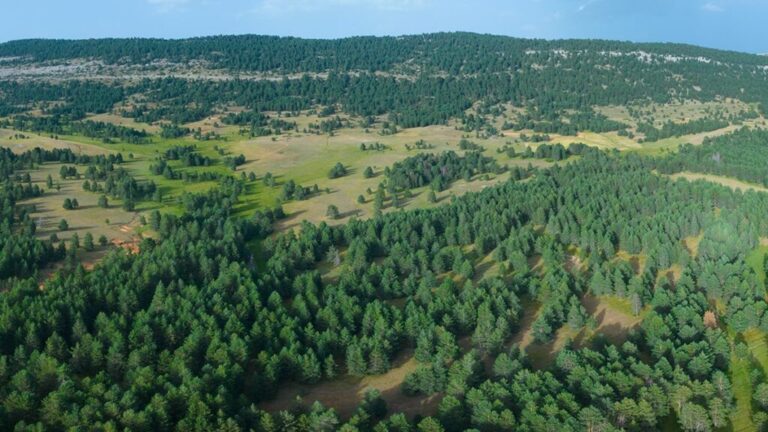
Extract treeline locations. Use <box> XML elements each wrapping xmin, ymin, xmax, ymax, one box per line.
<box><xmin>0</xmin><ymin>80</ymin><xmax>125</xmax><ymax>119</ymax></box>
<box><xmin>2</xmin><ymin>115</ymin><xmax>150</xmax><ymax>144</ymax></box>
<box><xmin>3</xmin><ymin>33</ymin><xmax>767</xmax><ymax>75</ymax></box>
<box><xmin>517</xmin><ymin>142</ymin><xmax>597</xmax><ymax>161</ymax></box>
<box><xmin>637</xmin><ymin>117</ymin><xmax>730</xmax><ymax>142</ymax></box>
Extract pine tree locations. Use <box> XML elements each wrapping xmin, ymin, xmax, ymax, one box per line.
<box><xmin>368</xmin><ymin>344</ymin><xmax>390</xmax><ymax>375</ymax></box>
<box><xmin>301</xmin><ymin>351</ymin><xmax>322</xmax><ymax>384</ymax></box>
<box><xmin>326</xmin><ymin>205</ymin><xmax>340</xmax><ymax>220</ymax></box>
<box><xmin>346</xmin><ymin>344</ymin><xmax>366</xmax><ymax>376</ymax></box>
<box><xmin>324</xmin><ymin>355</ymin><xmax>337</xmax><ymax>379</ymax></box>
<box><xmin>83</xmin><ymin>232</ymin><xmax>94</xmax><ymax>251</ymax></box>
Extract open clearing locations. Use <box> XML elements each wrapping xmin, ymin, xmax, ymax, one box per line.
<box><xmin>682</xmin><ymin>233</ymin><xmax>703</xmax><ymax>258</ymax></box>
<box><xmin>509</xmin><ymin>294</ymin><xmax>644</xmax><ymax>369</ymax></box>
<box><xmin>1</xmin><ymin>128</ymin><xmax>112</xmax><ymax>156</ymax></box>
<box><xmin>18</xmin><ymin>163</ymin><xmax>141</xmax><ymax>246</ymax></box>
<box><xmin>86</xmin><ymin>113</ymin><xmax>161</xmax><ymax>134</ymax></box>
<box><xmin>12</xmin><ymin>102</ymin><xmax>762</xmax><ymax>232</ymax></box>
<box><xmin>581</xmin><ymin>294</ymin><xmax>645</xmax><ymax>344</ymax></box>
<box><xmin>730</xmin><ymin>350</ymin><xmax>756</xmax><ymax>432</ymax></box>
<box><xmin>597</xmin><ymin>99</ymin><xmax>760</xmax><ymax>129</ymax></box>
<box><xmin>259</xmin><ymin>350</ymin><xmax>441</xmax><ymax>419</ymax></box>
<box><xmin>730</xmin><ymin>329</ymin><xmax>768</xmax><ymax>432</ymax></box>
<box><xmin>666</xmin><ymin>172</ymin><xmax>768</xmax><ymax>193</ymax></box>
<box><xmin>747</xmin><ymin>243</ymin><xmax>768</xmax><ymax>288</ymax></box>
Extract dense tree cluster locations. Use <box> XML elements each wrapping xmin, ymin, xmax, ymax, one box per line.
<box><xmin>511</xmin><ymin>109</ymin><xmax>628</xmax><ymax>135</ymax></box>
<box><xmin>0</xmin><ymin>80</ymin><xmax>125</xmax><ymax>118</ymax></box>
<box><xmin>656</xmin><ymin>127</ymin><xmax>768</xmax><ymax>186</ymax></box>
<box><xmin>385</xmin><ymin>151</ymin><xmax>502</xmax><ymax>191</ymax></box>
<box><xmin>163</xmin><ymin>145</ymin><xmax>213</xmax><ymax>167</ymax></box>
<box><xmin>223</xmin><ymin>111</ymin><xmax>297</xmax><ymax>136</ymax></box>
<box><xmin>159</xmin><ymin>123</ymin><xmax>191</xmax><ymax>139</ymax></box>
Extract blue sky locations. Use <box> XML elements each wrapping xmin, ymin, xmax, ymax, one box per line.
<box><xmin>2</xmin><ymin>0</ymin><xmax>766</xmax><ymax>53</ymax></box>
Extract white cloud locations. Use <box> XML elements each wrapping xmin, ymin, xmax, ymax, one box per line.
<box><xmin>577</xmin><ymin>0</ymin><xmax>600</xmax><ymax>12</ymax></box>
<box><xmin>702</xmin><ymin>2</ymin><xmax>724</xmax><ymax>12</ymax></box>
<box><xmin>256</xmin><ymin>0</ymin><xmax>428</xmax><ymax>14</ymax></box>
<box><xmin>147</xmin><ymin>0</ymin><xmax>192</xmax><ymax>13</ymax></box>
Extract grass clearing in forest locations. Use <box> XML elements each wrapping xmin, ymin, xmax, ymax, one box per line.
<box><xmin>730</xmin><ymin>352</ymin><xmax>756</xmax><ymax>432</ymax></box>
<box><xmin>19</xmin><ymin>163</ymin><xmax>140</xmax><ymax>246</ymax></box>
<box><xmin>259</xmin><ymin>350</ymin><xmax>441</xmax><ymax>420</ymax></box>
<box><xmin>667</xmin><ymin>172</ymin><xmax>768</xmax><ymax>194</ymax></box>
<box><xmin>744</xmin><ymin>329</ymin><xmax>768</xmax><ymax>373</ymax></box>
<box><xmin>729</xmin><ymin>329</ymin><xmax>768</xmax><ymax>432</ymax></box>
<box><xmin>746</xmin><ymin>244</ymin><xmax>768</xmax><ymax>289</ymax></box>
<box><xmin>1</xmin><ymin>128</ymin><xmax>113</xmax><ymax>156</ymax></box>
<box><xmin>682</xmin><ymin>233</ymin><xmax>703</xmax><ymax>258</ymax></box>
<box><xmin>582</xmin><ymin>294</ymin><xmax>646</xmax><ymax>344</ymax></box>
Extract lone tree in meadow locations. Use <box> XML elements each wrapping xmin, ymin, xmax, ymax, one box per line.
<box><xmin>328</xmin><ymin>162</ymin><xmax>348</xmax><ymax>179</ymax></box>
<box><xmin>326</xmin><ymin>204</ymin><xmax>341</xmax><ymax>220</ymax></box>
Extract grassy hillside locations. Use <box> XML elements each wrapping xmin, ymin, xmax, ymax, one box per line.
<box><xmin>4</xmin><ymin>33</ymin><xmax>768</xmax><ymax>431</ymax></box>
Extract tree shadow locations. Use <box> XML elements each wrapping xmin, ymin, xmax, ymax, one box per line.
<box><xmin>472</xmin><ymin>259</ymin><xmax>495</xmax><ymax>283</ymax></box>
<box><xmin>276</xmin><ymin>209</ymin><xmax>308</xmax><ymax>231</ymax></box>
<box><xmin>340</xmin><ymin>209</ymin><xmax>362</xmax><ymax>219</ymax></box>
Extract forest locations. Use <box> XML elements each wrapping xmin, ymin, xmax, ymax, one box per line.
<box><xmin>2</xmin><ymin>33</ymin><xmax>768</xmax><ymax>131</ymax></box>
<box><xmin>2</xmin><ymin>130</ymin><xmax>768</xmax><ymax>429</ymax></box>
<box><xmin>3</xmin><ymin>32</ymin><xmax>768</xmax><ymax>432</ymax></box>
<box><xmin>657</xmin><ymin>127</ymin><xmax>768</xmax><ymax>186</ymax></box>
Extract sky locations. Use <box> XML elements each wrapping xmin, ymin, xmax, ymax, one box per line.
<box><xmin>1</xmin><ymin>0</ymin><xmax>766</xmax><ymax>53</ymax></box>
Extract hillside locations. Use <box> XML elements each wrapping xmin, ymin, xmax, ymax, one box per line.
<box><xmin>2</xmin><ymin>33</ymin><xmax>768</xmax><ymax>431</ymax></box>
